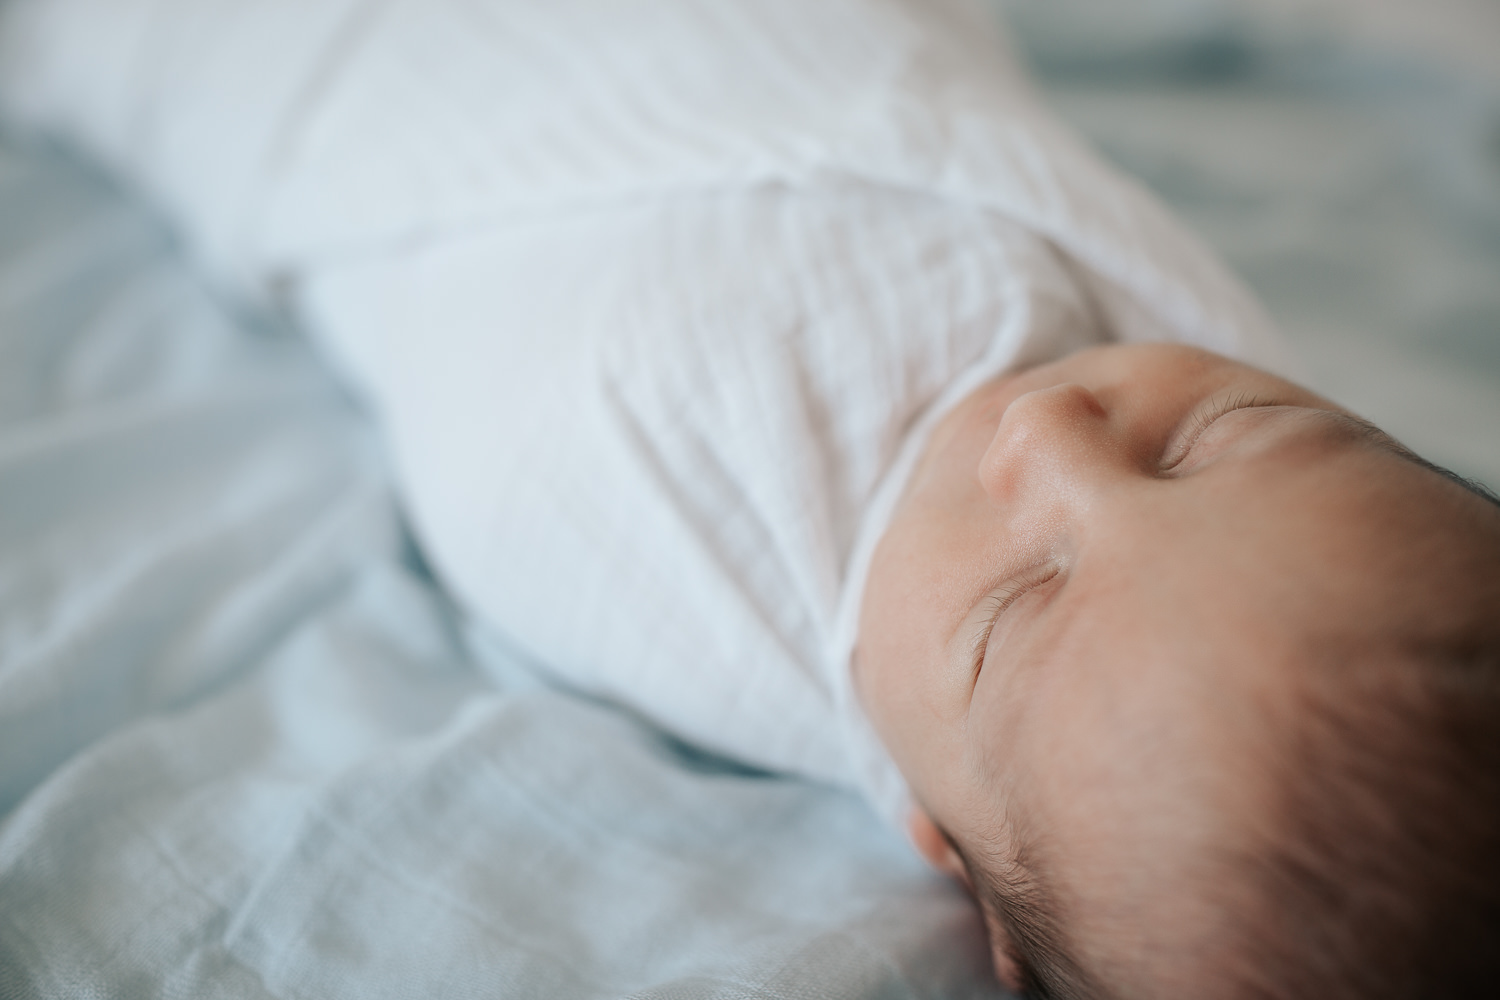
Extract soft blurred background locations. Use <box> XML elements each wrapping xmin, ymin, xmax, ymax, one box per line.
<box><xmin>995</xmin><ymin>0</ymin><xmax>1500</xmax><ymax>488</ymax></box>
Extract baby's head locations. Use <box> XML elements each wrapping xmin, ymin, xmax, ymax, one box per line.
<box><xmin>856</xmin><ymin>344</ymin><xmax>1500</xmax><ymax>999</ymax></box>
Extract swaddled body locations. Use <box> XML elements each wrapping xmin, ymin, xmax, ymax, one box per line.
<box><xmin>312</xmin><ymin>182</ymin><xmax>1107</xmax><ymax>811</ymax></box>
<box><xmin>0</xmin><ymin>0</ymin><xmax>1283</xmax><ymax>814</ymax></box>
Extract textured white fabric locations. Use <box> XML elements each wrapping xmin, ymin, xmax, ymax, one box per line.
<box><xmin>0</xmin><ymin>0</ymin><xmax>1287</xmax><ymax>821</ymax></box>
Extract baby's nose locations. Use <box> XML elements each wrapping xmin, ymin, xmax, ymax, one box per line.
<box><xmin>978</xmin><ymin>382</ymin><xmax>1123</xmax><ymax>516</ymax></box>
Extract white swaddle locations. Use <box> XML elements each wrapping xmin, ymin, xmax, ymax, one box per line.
<box><xmin>0</xmin><ymin>0</ymin><xmax>1287</xmax><ymax>822</ymax></box>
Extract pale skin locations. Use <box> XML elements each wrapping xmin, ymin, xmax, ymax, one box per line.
<box><xmin>856</xmin><ymin>343</ymin><xmax>1500</xmax><ymax>996</ymax></box>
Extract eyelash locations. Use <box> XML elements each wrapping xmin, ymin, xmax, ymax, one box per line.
<box><xmin>1161</xmin><ymin>391</ymin><xmax>1277</xmax><ymax>472</ymax></box>
<box><xmin>971</xmin><ymin>564</ymin><xmax>1060</xmax><ymax>678</ymax></box>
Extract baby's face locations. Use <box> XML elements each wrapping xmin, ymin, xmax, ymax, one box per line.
<box><xmin>856</xmin><ymin>343</ymin><xmax>1492</xmax><ymax>995</ymax></box>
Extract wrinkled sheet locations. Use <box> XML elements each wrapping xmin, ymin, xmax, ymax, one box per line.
<box><xmin>3</xmin><ymin>2</ymin><xmax>1499</xmax><ymax>999</ymax></box>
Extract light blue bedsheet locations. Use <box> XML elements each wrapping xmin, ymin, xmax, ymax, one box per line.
<box><xmin>3</xmin><ymin>3</ymin><xmax>1497</xmax><ymax>998</ymax></box>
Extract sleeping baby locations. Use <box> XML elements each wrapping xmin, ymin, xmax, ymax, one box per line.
<box><xmin>861</xmin><ymin>341</ymin><xmax>1500</xmax><ymax>997</ymax></box>
<box><xmin>2</xmin><ymin>0</ymin><xmax>1496</xmax><ymax>997</ymax></box>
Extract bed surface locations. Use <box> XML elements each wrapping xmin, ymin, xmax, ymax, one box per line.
<box><xmin>2</xmin><ymin>1</ymin><xmax>1497</xmax><ymax>997</ymax></box>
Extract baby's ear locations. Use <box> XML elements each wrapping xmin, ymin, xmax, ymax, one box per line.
<box><xmin>907</xmin><ymin>807</ymin><xmax>971</xmax><ymax>888</ymax></box>
<box><xmin>988</xmin><ymin>936</ymin><xmax>1027</xmax><ymax>996</ymax></box>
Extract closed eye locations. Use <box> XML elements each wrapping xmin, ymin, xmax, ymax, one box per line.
<box><xmin>1159</xmin><ymin>391</ymin><xmax>1281</xmax><ymax>473</ymax></box>
<box><xmin>970</xmin><ymin>563</ymin><xmax>1061</xmax><ymax>681</ymax></box>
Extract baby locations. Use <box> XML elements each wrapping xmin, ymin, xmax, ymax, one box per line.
<box><xmin>3</xmin><ymin>0</ymin><xmax>1497</xmax><ymax>997</ymax></box>
<box><xmin>861</xmin><ymin>342</ymin><xmax>1500</xmax><ymax>997</ymax></box>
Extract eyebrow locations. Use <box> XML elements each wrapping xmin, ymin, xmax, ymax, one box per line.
<box><xmin>1198</xmin><ymin>402</ymin><xmax>1500</xmax><ymax>510</ymax></box>
<box><xmin>1328</xmin><ymin>411</ymin><xmax>1500</xmax><ymax>509</ymax></box>
<box><xmin>955</xmin><ymin>841</ymin><xmax>1100</xmax><ymax>999</ymax></box>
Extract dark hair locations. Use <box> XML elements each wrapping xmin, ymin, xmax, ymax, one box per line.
<box><xmin>962</xmin><ymin>643</ymin><xmax>1500</xmax><ymax>1000</ymax></box>
<box><xmin>1238</xmin><ymin>635</ymin><xmax>1500</xmax><ymax>1000</ymax></box>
